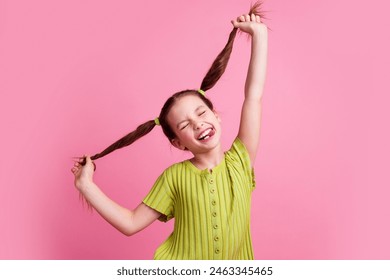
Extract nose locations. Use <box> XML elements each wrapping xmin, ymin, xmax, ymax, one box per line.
<box><xmin>193</xmin><ymin>121</ymin><xmax>204</xmax><ymax>130</ymax></box>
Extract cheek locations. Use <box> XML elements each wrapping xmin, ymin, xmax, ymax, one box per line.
<box><xmin>174</xmin><ymin>128</ymin><xmax>191</xmax><ymax>142</ymax></box>
<box><xmin>180</xmin><ymin>130</ymin><xmax>194</xmax><ymax>141</ymax></box>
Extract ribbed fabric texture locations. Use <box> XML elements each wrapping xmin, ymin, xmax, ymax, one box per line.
<box><xmin>143</xmin><ymin>138</ymin><xmax>256</xmax><ymax>260</ymax></box>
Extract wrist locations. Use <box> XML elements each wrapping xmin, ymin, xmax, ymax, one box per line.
<box><xmin>76</xmin><ymin>178</ymin><xmax>94</xmax><ymax>193</ymax></box>
<box><xmin>251</xmin><ymin>25</ymin><xmax>267</xmax><ymax>38</ymax></box>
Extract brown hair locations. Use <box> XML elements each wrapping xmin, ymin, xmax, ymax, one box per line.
<box><xmin>78</xmin><ymin>1</ymin><xmax>265</xmax><ymax>167</ymax></box>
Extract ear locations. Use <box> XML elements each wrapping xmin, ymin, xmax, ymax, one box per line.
<box><xmin>171</xmin><ymin>138</ymin><xmax>186</xmax><ymax>150</ymax></box>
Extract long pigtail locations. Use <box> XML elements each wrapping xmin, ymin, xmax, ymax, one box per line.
<box><xmin>76</xmin><ymin>120</ymin><xmax>156</xmax><ymax>210</ymax></box>
<box><xmin>199</xmin><ymin>1</ymin><xmax>266</xmax><ymax>92</ymax></box>
<box><xmin>200</xmin><ymin>27</ymin><xmax>238</xmax><ymax>92</ymax></box>
<box><xmin>78</xmin><ymin>120</ymin><xmax>156</xmax><ymax>166</ymax></box>
<box><xmin>90</xmin><ymin>120</ymin><xmax>156</xmax><ymax>162</ymax></box>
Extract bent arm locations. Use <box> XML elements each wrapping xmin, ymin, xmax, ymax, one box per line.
<box><xmin>80</xmin><ymin>181</ymin><xmax>161</xmax><ymax>236</ymax></box>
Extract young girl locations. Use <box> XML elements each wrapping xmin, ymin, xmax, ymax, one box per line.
<box><xmin>71</xmin><ymin>2</ymin><xmax>268</xmax><ymax>260</ymax></box>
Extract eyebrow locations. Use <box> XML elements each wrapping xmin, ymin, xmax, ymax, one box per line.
<box><xmin>176</xmin><ymin>105</ymin><xmax>206</xmax><ymax>128</ymax></box>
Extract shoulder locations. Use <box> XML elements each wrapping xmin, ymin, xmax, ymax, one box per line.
<box><xmin>156</xmin><ymin>160</ymin><xmax>190</xmax><ymax>183</ymax></box>
<box><xmin>225</xmin><ymin>137</ymin><xmax>256</xmax><ymax>190</ymax></box>
<box><xmin>226</xmin><ymin>137</ymin><xmax>251</xmax><ymax>163</ymax></box>
<box><xmin>162</xmin><ymin>160</ymin><xmax>188</xmax><ymax>175</ymax></box>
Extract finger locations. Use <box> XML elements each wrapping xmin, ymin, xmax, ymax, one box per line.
<box><xmin>251</xmin><ymin>13</ymin><xmax>256</xmax><ymax>22</ymax></box>
<box><xmin>77</xmin><ymin>155</ymin><xmax>88</xmax><ymax>166</ymax></box>
<box><xmin>256</xmin><ymin>15</ymin><xmax>261</xmax><ymax>23</ymax></box>
<box><xmin>84</xmin><ymin>155</ymin><xmax>96</xmax><ymax>171</ymax></box>
<box><xmin>238</xmin><ymin>15</ymin><xmax>245</xmax><ymax>22</ymax></box>
<box><xmin>86</xmin><ymin>156</ymin><xmax>94</xmax><ymax>166</ymax></box>
<box><xmin>245</xmin><ymin>14</ymin><xmax>250</xmax><ymax>21</ymax></box>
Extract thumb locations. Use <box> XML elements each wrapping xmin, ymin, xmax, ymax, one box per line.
<box><xmin>84</xmin><ymin>155</ymin><xmax>97</xmax><ymax>171</ymax></box>
<box><xmin>231</xmin><ymin>19</ymin><xmax>240</xmax><ymax>28</ymax></box>
<box><xmin>80</xmin><ymin>154</ymin><xmax>90</xmax><ymax>166</ymax></box>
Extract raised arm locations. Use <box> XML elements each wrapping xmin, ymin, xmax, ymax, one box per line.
<box><xmin>71</xmin><ymin>156</ymin><xmax>161</xmax><ymax>236</ymax></box>
<box><xmin>232</xmin><ymin>14</ymin><xmax>268</xmax><ymax>165</ymax></box>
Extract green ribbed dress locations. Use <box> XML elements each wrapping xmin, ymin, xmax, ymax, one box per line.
<box><xmin>143</xmin><ymin>138</ymin><xmax>256</xmax><ymax>260</ymax></box>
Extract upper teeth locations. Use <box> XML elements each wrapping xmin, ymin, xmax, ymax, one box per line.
<box><xmin>199</xmin><ymin>128</ymin><xmax>212</xmax><ymax>139</ymax></box>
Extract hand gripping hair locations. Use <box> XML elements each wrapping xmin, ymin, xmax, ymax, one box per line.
<box><xmin>77</xmin><ymin>1</ymin><xmax>266</xmax><ymax>168</ymax></box>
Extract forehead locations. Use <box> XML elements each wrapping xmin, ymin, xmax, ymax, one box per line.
<box><xmin>168</xmin><ymin>94</ymin><xmax>207</xmax><ymax>118</ymax></box>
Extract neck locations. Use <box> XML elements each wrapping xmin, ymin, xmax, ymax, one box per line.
<box><xmin>190</xmin><ymin>143</ymin><xmax>224</xmax><ymax>171</ymax></box>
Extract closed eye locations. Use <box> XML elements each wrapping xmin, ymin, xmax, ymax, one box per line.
<box><xmin>199</xmin><ymin>111</ymin><xmax>206</xmax><ymax>116</ymax></box>
<box><xmin>180</xmin><ymin>123</ymin><xmax>189</xmax><ymax>130</ymax></box>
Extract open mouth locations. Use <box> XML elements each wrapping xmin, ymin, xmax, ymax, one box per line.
<box><xmin>197</xmin><ymin>128</ymin><xmax>215</xmax><ymax>141</ymax></box>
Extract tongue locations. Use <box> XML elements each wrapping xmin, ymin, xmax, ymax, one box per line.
<box><xmin>200</xmin><ymin>129</ymin><xmax>215</xmax><ymax>140</ymax></box>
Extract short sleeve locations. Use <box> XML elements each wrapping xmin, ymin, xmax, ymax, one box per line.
<box><xmin>226</xmin><ymin>137</ymin><xmax>256</xmax><ymax>191</ymax></box>
<box><xmin>143</xmin><ymin>171</ymin><xmax>175</xmax><ymax>222</ymax></box>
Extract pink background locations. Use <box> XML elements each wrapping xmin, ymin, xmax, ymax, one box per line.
<box><xmin>0</xmin><ymin>0</ymin><xmax>389</xmax><ymax>259</ymax></box>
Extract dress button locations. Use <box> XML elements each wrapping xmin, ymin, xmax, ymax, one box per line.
<box><xmin>211</xmin><ymin>200</ymin><xmax>216</xmax><ymax>206</ymax></box>
<box><xmin>212</xmin><ymin>212</ymin><xmax>217</xmax><ymax>217</ymax></box>
<box><xmin>209</xmin><ymin>178</ymin><xmax>214</xmax><ymax>184</ymax></box>
<box><xmin>215</xmin><ymin>249</ymin><xmax>220</xmax><ymax>254</ymax></box>
<box><xmin>214</xmin><ymin>236</ymin><xmax>219</xmax><ymax>241</ymax></box>
<box><xmin>210</xmin><ymin>188</ymin><xmax>215</xmax><ymax>194</ymax></box>
<box><xmin>213</xmin><ymin>224</ymin><xmax>219</xmax><ymax>229</ymax></box>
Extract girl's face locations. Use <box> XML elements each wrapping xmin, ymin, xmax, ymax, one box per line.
<box><xmin>167</xmin><ymin>94</ymin><xmax>222</xmax><ymax>154</ymax></box>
